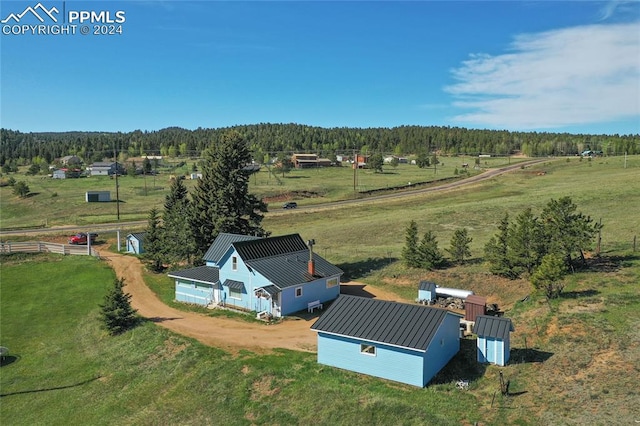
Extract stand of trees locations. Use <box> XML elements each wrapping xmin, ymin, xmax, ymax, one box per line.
<box><xmin>2</xmin><ymin>124</ymin><xmax>638</xmax><ymax>167</ymax></box>
<box><xmin>142</xmin><ymin>131</ymin><xmax>269</xmax><ymax>270</ymax></box>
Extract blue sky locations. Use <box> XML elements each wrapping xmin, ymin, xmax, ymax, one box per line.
<box><xmin>1</xmin><ymin>1</ymin><xmax>639</xmax><ymax>135</ymax></box>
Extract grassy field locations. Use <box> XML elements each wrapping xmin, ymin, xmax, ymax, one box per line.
<box><xmin>1</xmin><ymin>155</ymin><xmax>639</xmax><ymax>424</ymax></box>
<box><xmin>0</xmin><ymin>155</ymin><xmax>524</xmax><ymax>229</ymax></box>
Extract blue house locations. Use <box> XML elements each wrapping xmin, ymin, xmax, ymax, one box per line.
<box><xmin>169</xmin><ymin>233</ymin><xmax>343</xmax><ymax>317</ymax></box>
<box><xmin>474</xmin><ymin>315</ymin><xmax>515</xmax><ymax>366</ymax></box>
<box><xmin>418</xmin><ymin>280</ymin><xmax>437</xmax><ymax>303</ymax></box>
<box><xmin>311</xmin><ymin>295</ymin><xmax>462</xmax><ymax>387</ymax></box>
<box><xmin>125</xmin><ymin>232</ymin><xmax>146</xmax><ymax>254</ymax></box>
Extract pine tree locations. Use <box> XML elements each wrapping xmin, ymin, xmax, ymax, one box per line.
<box><xmin>190</xmin><ymin>130</ymin><xmax>269</xmax><ymax>256</ymax></box>
<box><xmin>531</xmin><ymin>253</ymin><xmax>567</xmax><ymax>299</ymax></box>
<box><xmin>143</xmin><ymin>207</ymin><xmax>165</xmax><ymax>272</ymax></box>
<box><xmin>447</xmin><ymin>228</ymin><xmax>473</xmax><ymax>264</ymax></box>
<box><xmin>100</xmin><ymin>278</ymin><xmax>138</xmax><ymax>335</ymax></box>
<box><xmin>162</xmin><ymin>177</ymin><xmax>196</xmax><ymax>266</ymax></box>
<box><xmin>540</xmin><ymin>196</ymin><xmax>602</xmax><ymax>268</ymax></box>
<box><xmin>508</xmin><ymin>208</ymin><xmax>545</xmax><ymax>276</ymax></box>
<box><xmin>417</xmin><ymin>230</ymin><xmax>444</xmax><ymax>270</ymax></box>
<box><xmin>484</xmin><ymin>213</ymin><xmax>517</xmax><ymax>278</ymax></box>
<box><xmin>402</xmin><ymin>220</ymin><xmax>420</xmax><ymax>268</ymax></box>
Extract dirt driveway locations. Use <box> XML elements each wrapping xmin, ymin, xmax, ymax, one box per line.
<box><xmin>101</xmin><ymin>252</ymin><xmax>406</xmax><ymax>354</ymax></box>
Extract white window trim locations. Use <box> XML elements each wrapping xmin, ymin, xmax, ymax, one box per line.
<box><xmin>295</xmin><ymin>286</ymin><xmax>303</xmax><ymax>298</ymax></box>
<box><xmin>232</xmin><ymin>256</ymin><xmax>238</xmax><ymax>271</ymax></box>
<box><xmin>360</xmin><ymin>343</ymin><xmax>376</xmax><ymax>356</ymax></box>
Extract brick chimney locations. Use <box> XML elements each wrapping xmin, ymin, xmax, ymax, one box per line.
<box><xmin>307</xmin><ymin>239</ymin><xmax>315</xmax><ymax>276</ymax></box>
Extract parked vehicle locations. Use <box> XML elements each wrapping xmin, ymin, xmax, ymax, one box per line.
<box><xmin>282</xmin><ymin>202</ymin><xmax>298</xmax><ymax>209</ymax></box>
<box><xmin>68</xmin><ymin>232</ymin><xmax>98</xmax><ymax>245</ymax></box>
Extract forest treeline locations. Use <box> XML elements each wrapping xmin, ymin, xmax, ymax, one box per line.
<box><xmin>1</xmin><ymin>123</ymin><xmax>638</xmax><ymax>165</ymax></box>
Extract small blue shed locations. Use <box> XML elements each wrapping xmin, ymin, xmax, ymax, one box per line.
<box><xmin>418</xmin><ymin>280</ymin><xmax>437</xmax><ymax>303</ymax></box>
<box><xmin>125</xmin><ymin>232</ymin><xmax>146</xmax><ymax>254</ymax></box>
<box><xmin>311</xmin><ymin>295</ymin><xmax>462</xmax><ymax>387</ymax></box>
<box><xmin>474</xmin><ymin>315</ymin><xmax>515</xmax><ymax>366</ymax></box>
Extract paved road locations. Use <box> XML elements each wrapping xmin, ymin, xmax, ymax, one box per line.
<box><xmin>0</xmin><ymin>158</ymin><xmax>550</xmax><ymax>237</ymax></box>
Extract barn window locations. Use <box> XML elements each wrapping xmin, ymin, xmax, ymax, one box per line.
<box><xmin>232</xmin><ymin>256</ymin><xmax>238</xmax><ymax>271</ymax></box>
<box><xmin>326</xmin><ymin>277</ymin><xmax>338</xmax><ymax>288</ymax></box>
<box><xmin>360</xmin><ymin>344</ymin><xmax>376</xmax><ymax>356</ymax></box>
<box><xmin>295</xmin><ymin>287</ymin><xmax>303</xmax><ymax>298</ymax></box>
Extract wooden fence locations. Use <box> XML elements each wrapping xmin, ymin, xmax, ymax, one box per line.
<box><xmin>0</xmin><ymin>241</ymin><xmax>100</xmax><ymax>257</ymax></box>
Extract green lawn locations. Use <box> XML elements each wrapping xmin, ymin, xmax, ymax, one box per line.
<box><xmin>1</xmin><ymin>254</ymin><xmax>481</xmax><ymax>425</ymax></box>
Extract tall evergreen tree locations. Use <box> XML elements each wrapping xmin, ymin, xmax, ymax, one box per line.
<box><xmin>508</xmin><ymin>208</ymin><xmax>545</xmax><ymax>275</ymax></box>
<box><xmin>402</xmin><ymin>220</ymin><xmax>420</xmax><ymax>268</ymax></box>
<box><xmin>190</xmin><ymin>130</ymin><xmax>269</xmax><ymax>255</ymax></box>
<box><xmin>162</xmin><ymin>177</ymin><xmax>196</xmax><ymax>266</ymax></box>
<box><xmin>100</xmin><ymin>278</ymin><xmax>138</xmax><ymax>335</ymax></box>
<box><xmin>484</xmin><ymin>213</ymin><xmax>516</xmax><ymax>278</ymax></box>
<box><xmin>447</xmin><ymin>228</ymin><xmax>473</xmax><ymax>264</ymax></box>
<box><xmin>143</xmin><ymin>207</ymin><xmax>165</xmax><ymax>272</ymax></box>
<box><xmin>540</xmin><ymin>196</ymin><xmax>602</xmax><ymax>268</ymax></box>
<box><xmin>418</xmin><ymin>230</ymin><xmax>444</xmax><ymax>270</ymax></box>
<box><xmin>531</xmin><ymin>253</ymin><xmax>567</xmax><ymax>299</ymax></box>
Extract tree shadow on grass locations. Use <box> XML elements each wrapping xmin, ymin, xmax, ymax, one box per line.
<box><xmin>509</xmin><ymin>348</ymin><xmax>554</xmax><ymax>364</ymax></box>
<box><xmin>0</xmin><ymin>376</ymin><xmax>101</xmax><ymax>397</ymax></box>
<box><xmin>560</xmin><ymin>289</ymin><xmax>599</xmax><ymax>299</ymax></box>
<box><xmin>586</xmin><ymin>253</ymin><xmax>639</xmax><ymax>273</ymax></box>
<box><xmin>0</xmin><ymin>355</ymin><xmax>19</xmax><ymax>367</ymax></box>
<box><xmin>340</xmin><ymin>284</ymin><xmax>377</xmax><ymax>299</ymax></box>
<box><xmin>336</xmin><ymin>257</ymin><xmax>397</xmax><ymax>281</ymax></box>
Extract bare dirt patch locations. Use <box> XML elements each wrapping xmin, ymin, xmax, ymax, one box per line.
<box><xmin>99</xmin><ymin>251</ymin><xmax>402</xmax><ymax>354</ymax></box>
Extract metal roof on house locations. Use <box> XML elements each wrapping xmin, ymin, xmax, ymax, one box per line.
<box><xmin>203</xmin><ymin>233</ymin><xmax>260</xmax><ymax>263</ymax></box>
<box><xmin>223</xmin><ymin>279</ymin><xmax>245</xmax><ymax>290</ymax></box>
<box><xmin>247</xmin><ymin>251</ymin><xmax>343</xmax><ymax>289</ymax></box>
<box><xmin>419</xmin><ymin>281</ymin><xmax>437</xmax><ymax>291</ymax></box>
<box><xmin>473</xmin><ymin>315</ymin><xmax>514</xmax><ymax>340</ymax></box>
<box><xmin>233</xmin><ymin>234</ymin><xmax>308</xmax><ymax>261</ymax></box>
<box><xmin>127</xmin><ymin>232</ymin><xmax>146</xmax><ymax>242</ymax></box>
<box><xmin>255</xmin><ymin>285</ymin><xmax>280</xmax><ymax>296</ymax></box>
<box><xmin>311</xmin><ymin>295</ymin><xmax>460</xmax><ymax>352</ymax></box>
<box><xmin>167</xmin><ymin>266</ymin><xmax>219</xmax><ymax>284</ymax></box>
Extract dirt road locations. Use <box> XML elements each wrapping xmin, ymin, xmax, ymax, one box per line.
<box><xmin>101</xmin><ymin>251</ymin><xmax>406</xmax><ymax>353</ymax></box>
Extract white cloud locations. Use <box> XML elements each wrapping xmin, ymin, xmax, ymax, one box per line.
<box><xmin>445</xmin><ymin>22</ymin><xmax>640</xmax><ymax>130</ymax></box>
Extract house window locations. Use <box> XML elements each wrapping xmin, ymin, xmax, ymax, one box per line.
<box><xmin>360</xmin><ymin>344</ymin><xmax>376</xmax><ymax>356</ymax></box>
<box><xmin>295</xmin><ymin>287</ymin><xmax>303</xmax><ymax>298</ymax></box>
<box><xmin>232</xmin><ymin>256</ymin><xmax>238</xmax><ymax>271</ymax></box>
<box><xmin>229</xmin><ymin>288</ymin><xmax>242</xmax><ymax>300</ymax></box>
<box><xmin>326</xmin><ymin>277</ymin><xmax>338</xmax><ymax>288</ymax></box>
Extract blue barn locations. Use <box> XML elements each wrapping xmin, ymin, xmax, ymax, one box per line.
<box><xmin>170</xmin><ymin>233</ymin><xmax>343</xmax><ymax>317</ymax></box>
<box><xmin>474</xmin><ymin>315</ymin><xmax>515</xmax><ymax>366</ymax></box>
<box><xmin>311</xmin><ymin>295</ymin><xmax>462</xmax><ymax>387</ymax></box>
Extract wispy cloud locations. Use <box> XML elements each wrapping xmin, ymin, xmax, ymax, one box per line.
<box><xmin>598</xmin><ymin>0</ymin><xmax>638</xmax><ymax>20</ymax></box>
<box><xmin>445</xmin><ymin>22</ymin><xmax>640</xmax><ymax>131</ymax></box>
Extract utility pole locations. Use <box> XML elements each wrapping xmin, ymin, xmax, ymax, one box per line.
<box><xmin>114</xmin><ymin>143</ymin><xmax>120</xmax><ymax>221</ymax></box>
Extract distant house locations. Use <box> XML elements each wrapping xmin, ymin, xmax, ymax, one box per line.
<box><xmin>88</xmin><ymin>162</ymin><xmax>123</xmax><ymax>176</ymax></box>
<box><xmin>474</xmin><ymin>315</ymin><xmax>515</xmax><ymax>366</ymax></box>
<box><xmin>60</xmin><ymin>155</ymin><xmax>82</xmax><ymax>166</ymax></box>
<box><xmin>311</xmin><ymin>295</ymin><xmax>462</xmax><ymax>387</ymax></box>
<box><xmin>291</xmin><ymin>153</ymin><xmax>332</xmax><ymax>169</ymax></box>
<box><xmin>125</xmin><ymin>232</ymin><xmax>146</xmax><ymax>254</ymax></box>
<box><xmin>418</xmin><ymin>281</ymin><xmax>437</xmax><ymax>303</ymax></box>
<box><xmin>52</xmin><ymin>169</ymin><xmax>67</xmax><ymax>179</ymax></box>
<box><xmin>169</xmin><ymin>233</ymin><xmax>343</xmax><ymax>317</ymax></box>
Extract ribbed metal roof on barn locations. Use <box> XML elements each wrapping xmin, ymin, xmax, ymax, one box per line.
<box><xmin>473</xmin><ymin>315</ymin><xmax>514</xmax><ymax>340</ymax></box>
<box><xmin>419</xmin><ymin>281</ymin><xmax>436</xmax><ymax>291</ymax></box>
<box><xmin>233</xmin><ymin>234</ymin><xmax>308</xmax><ymax>260</ymax></box>
<box><xmin>203</xmin><ymin>233</ymin><xmax>260</xmax><ymax>263</ymax></box>
<box><xmin>311</xmin><ymin>295</ymin><xmax>458</xmax><ymax>352</ymax></box>
<box><xmin>167</xmin><ymin>266</ymin><xmax>219</xmax><ymax>284</ymax></box>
